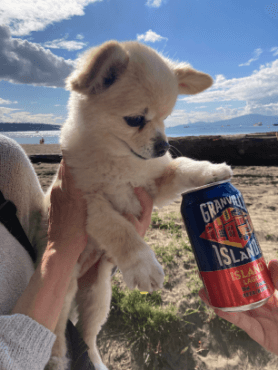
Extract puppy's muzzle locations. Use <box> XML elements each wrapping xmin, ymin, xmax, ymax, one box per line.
<box><xmin>153</xmin><ymin>139</ymin><xmax>170</xmax><ymax>157</ymax></box>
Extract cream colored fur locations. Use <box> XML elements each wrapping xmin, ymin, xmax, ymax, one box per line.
<box><xmin>43</xmin><ymin>40</ymin><xmax>232</xmax><ymax>370</ymax></box>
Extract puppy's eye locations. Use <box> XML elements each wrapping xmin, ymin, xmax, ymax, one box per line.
<box><xmin>124</xmin><ymin>116</ymin><xmax>146</xmax><ymax>128</ymax></box>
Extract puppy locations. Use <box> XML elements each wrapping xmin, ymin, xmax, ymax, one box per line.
<box><xmin>44</xmin><ymin>40</ymin><xmax>232</xmax><ymax>370</ymax></box>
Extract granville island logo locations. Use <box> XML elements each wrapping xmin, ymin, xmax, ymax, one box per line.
<box><xmin>200</xmin><ymin>207</ymin><xmax>254</xmax><ymax>249</ymax></box>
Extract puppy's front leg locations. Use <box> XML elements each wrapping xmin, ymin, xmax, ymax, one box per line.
<box><xmin>85</xmin><ymin>196</ymin><xmax>164</xmax><ymax>292</ymax></box>
<box><xmin>154</xmin><ymin>157</ymin><xmax>232</xmax><ymax>207</ymax></box>
<box><xmin>76</xmin><ymin>255</ymin><xmax>114</xmax><ymax>370</ymax></box>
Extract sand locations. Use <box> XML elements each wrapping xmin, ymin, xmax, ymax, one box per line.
<box><xmin>21</xmin><ymin>143</ymin><xmax>278</xmax><ymax>369</ymax></box>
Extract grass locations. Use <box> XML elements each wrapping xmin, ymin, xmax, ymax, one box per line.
<box><xmin>100</xmin><ymin>209</ymin><xmax>246</xmax><ymax>369</ymax></box>
<box><xmin>151</xmin><ymin>211</ymin><xmax>182</xmax><ymax>238</ymax></box>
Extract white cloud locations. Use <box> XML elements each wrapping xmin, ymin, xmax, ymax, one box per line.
<box><xmin>0</xmin><ymin>26</ymin><xmax>74</xmax><ymax>87</ymax></box>
<box><xmin>271</xmin><ymin>47</ymin><xmax>278</xmax><ymax>56</ymax></box>
<box><xmin>44</xmin><ymin>37</ymin><xmax>87</xmax><ymax>51</ymax></box>
<box><xmin>165</xmin><ymin>59</ymin><xmax>278</xmax><ymax>127</ymax></box>
<box><xmin>239</xmin><ymin>48</ymin><xmax>263</xmax><ymax>67</ymax></box>
<box><xmin>0</xmin><ymin>0</ymin><xmax>102</xmax><ymax>36</ymax></box>
<box><xmin>146</xmin><ymin>0</ymin><xmax>163</xmax><ymax>8</ymax></box>
<box><xmin>165</xmin><ymin>109</ymin><xmax>238</xmax><ymax>127</ymax></box>
<box><xmin>0</xmin><ymin>107</ymin><xmax>64</xmax><ymax>124</ymax></box>
<box><xmin>76</xmin><ymin>34</ymin><xmax>84</xmax><ymax>40</ymax></box>
<box><xmin>180</xmin><ymin>59</ymin><xmax>278</xmax><ymax>106</ymax></box>
<box><xmin>0</xmin><ymin>98</ymin><xmax>18</xmax><ymax>105</ymax></box>
<box><xmin>137</xmin><ymin>29</ymin><xmax>168</xmax><ymax>43</ymax></box>
<box><xmin>165</xmin><ymin>102</ymin><xmax>278</xmax><ymax>127</ymax></box>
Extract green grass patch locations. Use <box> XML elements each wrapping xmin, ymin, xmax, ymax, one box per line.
<box><xmin>151</xmin><ymin>211</ymin><xmax>182</xmax><ymax>237</ymax></box>
<box><xmin>154</xmin><ymin>242</ymin><xmax>183</xmax><ymax>267</ymax></box>
<box><xmin>107</xmin><ymin>286</ymin><xmax>179</xmax><ymax>348</ymax></box>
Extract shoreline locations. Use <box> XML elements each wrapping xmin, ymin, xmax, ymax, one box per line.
<box><xmin>21</xmin><ymin>131</ymin><xmax>278</xmax><ymax>166</ymax></box>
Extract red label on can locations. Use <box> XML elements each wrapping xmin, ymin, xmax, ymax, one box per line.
<box><xmin>200</xmin><ymin>256</ymin><xmax>274</xmax><ymax>308</ymax></box>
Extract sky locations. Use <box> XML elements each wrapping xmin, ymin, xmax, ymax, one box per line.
<box><xmin>0</xmin><ymin>0</ymin><xmax>278</xmax><ymax>127</ymax></box>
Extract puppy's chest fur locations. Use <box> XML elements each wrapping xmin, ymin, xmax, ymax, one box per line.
<box><xmin>68</xmin><ymin>151</ymin><xmax>170</xmax><ymax>218</ymax></box>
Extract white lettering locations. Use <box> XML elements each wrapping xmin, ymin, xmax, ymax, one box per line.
<box><xmin>250</xmin><ymin>239</ymin><xmax>260</xmax><ymax>255</ymax></box>
<box><xmin>207</xmin><ymin>202</ymin><xmax>216</xmax><ymax>219</ymax></box>
<box><xmin>200</xmin><ymin>195</ymin><xmax>247</xmax><ymax>223</ymax></box>
<box><xmin>238</xmin><ymin>196</ymin><xmax>245</xmax><ymax>209</ymax></box>
<box><xmin>212</xmin><ymin>244</ymin><xmax>223</xmax><ymax>266</ymax></box>
<box><xmin>246</xmin><ymin>243</ymin><xmax>255</xmax><ymax>258</ymax></box>
<box><xmin>200</xmin><ymin>203</ymin><xmax>210</xmax><ymax>223</ymax></box>
<box><xmin>214</xmin><ymin>200</ymin><xmax>222</xmax><ymax>214</ymax></box>
<box><xmin>240</xmin><ymin>251</ymin><xmax>249</xmax><ymax>261</ymax></box>
<box><xmin>220</xmin><ymin>247</ymin><xmax>232</xmax><ymax>265</ymax></box>
<box><xmin>230</xmin><ymin>250</ymin><xmax>240</xmax><ymax>263</ymax></box>
<box><xmin>220</xmin><ymin>198</ymin><xmax>227</xmax><ymax>207</ymax></box>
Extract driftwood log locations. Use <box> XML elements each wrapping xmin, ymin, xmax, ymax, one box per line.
<box><xmin>28</xmin><ymin>132</ymin><xmax>278</xmax><ymax>166</ymax></box>
<box><xmin>169</xmin><ymin>132</ymin><xmax>278</xmax><ymax>166</ymax></box>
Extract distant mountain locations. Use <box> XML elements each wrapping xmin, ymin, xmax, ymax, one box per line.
<box><xmin>0</xmin><ymin>123</ymin><xmax>61</xmax><ymax>132</ymax></box>
<box><xmin>168</xmin><ymin>114</ymin><xmax>278</xmax><ymax>130</ymax></box>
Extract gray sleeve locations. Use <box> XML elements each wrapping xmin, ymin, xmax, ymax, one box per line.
<box><xmin>0</xmin><ymin>314</ymin><xmax>56</xmax><ymax>370</ymax></box>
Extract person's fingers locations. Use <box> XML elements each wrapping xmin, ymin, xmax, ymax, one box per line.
<box><xmin>123</xmin><ymin>212</ymin><xmax>145</xmax><ymax>237</ymax></box>
<box><xmin>124</xmin><ymin>213</ymin><xmax>138</xmax><ymax>225</ymax></box>
<box><xmin>268</xmin><ymin>259</ymin><xmax>278</xmax><ymax>290</ymax></box>
<box><xmin>134</xmin><ymin>187</ymin><xmax>153</xmax><ymax>223</ymax></box>
<box><xmin>198</xmin><ymin>287</ymin><xmax>210</xmax><ymax>305</ymax></box>
<box><xmin>59</xmin><ymin>159</ymin><xmax>80</xmax><ymax>198</ymax></box>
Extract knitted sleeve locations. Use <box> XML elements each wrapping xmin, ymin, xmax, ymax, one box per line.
<box><xmin>0</xmin><ymin>225</ymin><xmax>56</xmax><ymax>370</ymax></box>
<box><xmin>0</xmin><ymin>314</ymin><xmax>56</xmax><ymax>370</ymax></box>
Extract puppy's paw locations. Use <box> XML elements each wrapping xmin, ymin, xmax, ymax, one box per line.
<box><xmin>204</xmin><ymin>162</ymin><xmax>233</xmax><ymax>185</ymax></box>
<box><xmin>120</xmin><ymin>248</ymin><xmax>164</xmax><ymax>292</ymax></box>
<box><xmin>94</xmin><ymin>363</ymin><xmax>109</xmax><ymax>370</ymax></box>
<box><xmin>88</xmin><ymin>348</ymin><xmax>108</xmax><ymax>370</ymax></box>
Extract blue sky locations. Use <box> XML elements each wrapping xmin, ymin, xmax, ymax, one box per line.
<box><xmin>0</xmin><ymin>0</ymin><xmax>278</xmax><ymax>127</ymax></box>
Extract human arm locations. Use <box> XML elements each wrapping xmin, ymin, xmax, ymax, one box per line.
<box><xmin>199</xmin><ymin>259</ymin><xmax>278</xmax><ymax>356</ymax></box>
<box><xmin>12</xmin><ymin>159</ymin><xmax>88</xmax><ymax>332</ymax></box>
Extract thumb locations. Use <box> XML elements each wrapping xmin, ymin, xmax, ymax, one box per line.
<box><xmin>268</xmin><ymin>259</ymin><xmax>278</xmax><ymax>290</ymax></box>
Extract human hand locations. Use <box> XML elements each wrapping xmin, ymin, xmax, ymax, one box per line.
<box><xmin>78</xmin><ymin>187</ymin><xmax>153</xmax><ymax>289</ymax></box>
<box><xmin>47</xmin><ymin>159</ymin><xmax>88</xmax><ymax>258</ymax></box>
<box><xmin>199</xmin><ymin>259</ymin><xmax>278</xmax><ymax>356</ymax></box>
<box><xmin>123</xmin><ymin>187</ymin><xmax>153</xmax><ymax>238</ymax></box>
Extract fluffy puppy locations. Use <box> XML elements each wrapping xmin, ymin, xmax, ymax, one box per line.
<box><xmin>44</xmin><ymin>40</ymin><xmax>232</xmax><ymax>370</ymax></box>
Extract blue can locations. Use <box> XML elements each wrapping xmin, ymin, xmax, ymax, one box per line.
<box><xmin>181</xmin><ymin>180</ymin><xmax>274</xmax><ymax>312</ymax></box>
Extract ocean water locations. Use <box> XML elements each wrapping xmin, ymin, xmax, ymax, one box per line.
<box><xmin>166</xmin><ymin>122</ymin><xmax>278</xmax><ymax>138</ymax></box>
<box><xmin>0</xmin><ymin>122</ymin><xmax>277</xmax><ymax>145</ymax></box>
<box><xmin>0</xmin><ymin>130</ymin><xmax>61</xmax><ymax>145</ymax></box>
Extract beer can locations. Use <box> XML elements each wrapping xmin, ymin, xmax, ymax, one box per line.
<box><xmin>181</xmin><ymin>180</ymin><xmax>274</xmax><ymax>312</ymax></box>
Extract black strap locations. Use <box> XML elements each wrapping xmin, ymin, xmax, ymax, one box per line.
<box><xmin>0</xmin><ymin>193</ymin><xmax>96</xmax><ymax>369</ymax></box>
<box><xmin>66</xmin><ymin>321</ymin><xmax>95</xmax><ymax>370</ymax></box>
<box><xmin>0</xmin><ymin>190</ymin><xmax>37</xmax><ymax>263</ymax></box>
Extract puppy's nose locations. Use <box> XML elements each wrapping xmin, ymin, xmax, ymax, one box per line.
<box><xmin>154</xmin><ymin>140</ymin><xmax>170</xmax><ymax>157</ymax></box>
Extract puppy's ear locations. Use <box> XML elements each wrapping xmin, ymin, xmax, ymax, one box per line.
<box><xmin>174</xmin><ymin>65</ymin><xmax>213</xmax><ymax>95</ymax></box>
<box><xmin>67</xmin><ymin>41</ymin><xmax>129</xmax><ymax>94</ymax></box>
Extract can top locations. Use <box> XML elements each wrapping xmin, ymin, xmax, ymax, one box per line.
<box><xmin>182</xmin><ymin>178</ymin><xmax>232</xmax><ymax>196</ymax></box>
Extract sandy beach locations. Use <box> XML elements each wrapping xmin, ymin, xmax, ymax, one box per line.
<box><xmin>21</xmin><ymin>142</ymin><xmax>278</xmax><ymax>370</ymax></box>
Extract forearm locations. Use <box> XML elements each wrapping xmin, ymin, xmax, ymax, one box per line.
<box><xmin>12</xmin><ymin>243</ymin><xmax>79</xmax><ymax>332</ymax></box>
<box><xmin>0</xmin><ymin>314</ymin><xmax>56</xmax><ymax>370</ymax></box>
